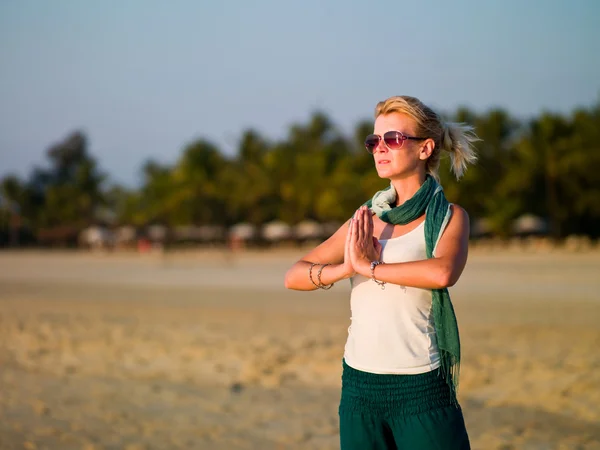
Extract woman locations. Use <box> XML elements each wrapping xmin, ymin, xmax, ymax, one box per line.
<box><xmin>284</xmin><ymin>95</ymin><xmax>478</xmax><ymax>449</ymax></box>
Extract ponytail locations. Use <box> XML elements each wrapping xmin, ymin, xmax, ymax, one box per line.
<box><xmin>439</xmin><ymin>122</ymin><xmax>479</xmax><ymax>179</ymax></box>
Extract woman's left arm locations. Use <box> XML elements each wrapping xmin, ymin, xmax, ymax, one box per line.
<box><xmin>351</xmin><ymin>205</ymin><xmax>470</xmax><ymax>290</ymax></box>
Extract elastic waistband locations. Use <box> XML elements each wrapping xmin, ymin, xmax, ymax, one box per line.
<box><xmin>339</xmin><ymin>360</ymin><xmax>456</xmax><ymax>417</ymax></box>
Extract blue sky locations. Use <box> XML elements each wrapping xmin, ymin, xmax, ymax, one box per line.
<box><xmin>1</xmin><ymin>0</ymin><xmax>599</xmax><ymax>187</ymax></box>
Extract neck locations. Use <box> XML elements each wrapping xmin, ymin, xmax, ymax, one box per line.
<box><xmin>390</xmin><ymin>172</ymin><xmax>427</xmax><ymax>206</ymax></box>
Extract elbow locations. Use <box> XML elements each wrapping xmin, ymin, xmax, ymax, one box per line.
<box><xmin>435</xmin><ymin>268</ymin><xmax>457</xmax><ymax>289</ymax></box>
<box><xmin>284</xmin><ymin>261</ymin><xmax>309</xmax><ymax>290</ymax></box>
<box><xmin>284</xmin><ymin>270</ymin><xmax>297</xmax><ymax>290</ymax></box>
<box><xmin>284</xmin><ymin>272</ymin><xmax>292</xmax><ymax>290</ymax></box>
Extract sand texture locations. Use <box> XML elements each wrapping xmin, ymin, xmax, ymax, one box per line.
<box><xmin>1</xmin><ymin>249</ymin><xmax>599</xmax><ymax>449</ymax></box>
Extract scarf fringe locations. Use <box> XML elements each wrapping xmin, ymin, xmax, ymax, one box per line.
<box><xmin>438</xmin><ymin>350</ymin><xmax>460</xmax><ymax>407</ymax></box>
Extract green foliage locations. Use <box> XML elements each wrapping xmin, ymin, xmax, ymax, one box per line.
<box><xmin>2</xmin><ymin>104</ymin><xmax>600</xmax><ymax>242</ymax></box>
<box><xmin>1</xmin><ymin>131</ymin><xmax>105</xmax><ymax>232</ymax></box>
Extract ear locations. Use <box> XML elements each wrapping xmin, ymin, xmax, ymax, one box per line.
<box><xmin>419</xmin><ymin>139</ymin><xmax>435</xmax><ymax>161</ymax></box>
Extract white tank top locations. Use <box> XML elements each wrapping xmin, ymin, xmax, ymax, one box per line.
<box><xmin>343</xmin><ymin>220</ymin><xmax>441</xmax><ymax>374</ymax></box>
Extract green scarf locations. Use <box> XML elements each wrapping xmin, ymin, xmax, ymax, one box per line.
<box><xmin>364</xmin><ymin>175</ymin><xmax>460</xmax><ymax>397</ymax></box>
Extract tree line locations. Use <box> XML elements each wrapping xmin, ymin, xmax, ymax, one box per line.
<box><xmin>1</xmin><ymin>102</ymin><xmax>599</xmax><ymax>246</ymax></box>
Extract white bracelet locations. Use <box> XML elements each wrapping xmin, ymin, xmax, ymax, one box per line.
<box><xmin>370</xmin><ymin>260</ymin><xmax>386</xmax><ymax>290</ymax></box>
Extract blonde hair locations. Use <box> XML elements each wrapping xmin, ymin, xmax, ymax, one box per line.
<box><xmin>375</xmin><ymin>95</ymin><xmax>479</xmax><ymax>180</ymax></box>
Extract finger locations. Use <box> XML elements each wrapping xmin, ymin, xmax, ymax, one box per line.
<box><xmin>355</xmin><ymin>210</ymin><xmax>363</xmax><ymax>242</ymax></box>
<box><xmin>352</xmin><ymin>218</ymin><xmax>361</xmax><ymax>258</ymax></box>
<box><xmin>344</xmin><ymin>220</ymin><xmax>350</xmax><ymax>257</ymax></box>
<box><xmin>362</xmin><ymin>207</ymin><xmax>369</xmax><ymax>241</ymax></box>
<box><xmin>373</xmin><ymin>236</ymin><xmax>381</xmax><ymax>252</ymax></box>
<box><xmin>366</xmin><ymin>208</ymin><xmax>373</xmax><ymax>240</ymax></box>
<box><xmin>348</xmin><ymin>220</ymin><xmax>354</xmax><ymax>257</ymax></box>
<box><xmin>346</xmin><ymin>219</ymin><xmax>353</xmax><ymax>246</ymax></box>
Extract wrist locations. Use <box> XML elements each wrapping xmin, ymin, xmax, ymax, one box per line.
<box><xmin>370</xmin><ymin>260</ymin><xmax>386</xmax><ymax>289</ymax></box>
<box><xmin>355</xmin><ymin>259</ymin><xmax>372</xmax><ymax>277</ymax></box>
<box><xmin>341</xmin><ymin>263</ymin><xmax>356</xmax><ymax>279</ymax></box>
<box><xmin>340</xmin><ymin>264</ymin><xmax>357</xmax><ymax>281</ymax></box>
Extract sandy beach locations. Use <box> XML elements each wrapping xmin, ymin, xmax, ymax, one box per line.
<box><xmin>1</xmin><ymin>248</ymin><xmax>599</xmax><ymax>449</ymax></box>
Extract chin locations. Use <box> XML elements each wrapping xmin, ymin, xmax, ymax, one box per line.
<box><xmin>376</xmin><ymin>167</ymin><xmax>398</xmax><ymax>179</ymax></box>
<box><xmin>379</xmin><ymin>162</ymin><xmax>418</xmax><ymax>178</ymax></box>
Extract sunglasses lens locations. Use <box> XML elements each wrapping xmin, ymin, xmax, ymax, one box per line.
<box><xmin>383</xmin><ymin>131</ymin><xmax>404</xmax><ymax>149</ymax></box>
<box><xmin>364</xmin><ymin>135</ymin><xmax>379</xmax><ymax>153</ymax></box>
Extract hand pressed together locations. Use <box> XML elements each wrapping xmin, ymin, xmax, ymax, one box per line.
<box><xmin>345</xmin><ymin>205</ymin><xmax>382</xmax><ymax>277</ymax></box>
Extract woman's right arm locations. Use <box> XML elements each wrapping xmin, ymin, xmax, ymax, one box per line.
<box><xmin>284</xmin><ymin>218</ymin><xmax>353</xmax><ymax>291</ymax></box>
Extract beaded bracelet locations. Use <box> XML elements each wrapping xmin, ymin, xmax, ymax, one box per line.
<box><xmin>317</xmin><ymin>263</ymin><xmax>334</xmax><ymax>290</ymax></box>
<box><xmin>370</xmin><ymin>260</ymin><xmax>386</xmax><ymax>290</ymax></box>
<box><xmin>308</xmin><ymin>262</ymin><xmax>321</xmax><ymax>289</ymax></box>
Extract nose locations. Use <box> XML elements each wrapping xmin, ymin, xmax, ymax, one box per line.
<box><xmin>375</xmin><ymin>137</ymin><xmax>388</xmax><ymax>153</ymax></box>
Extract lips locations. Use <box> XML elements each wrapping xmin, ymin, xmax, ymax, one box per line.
<box><xmin>377</xmin><ymin>160</ymin><xmax>391</xmax><ymax>164</ymax></box>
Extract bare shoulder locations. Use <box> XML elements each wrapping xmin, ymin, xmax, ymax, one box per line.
<box><xmin>449</xmin><ymin>204</ymin><xmax>470</xmax><ymax>226</ymax></box>
<box><xmin>435</xmin><ymin>204</ymin><xmax>470</xmax><ymax>259</ymax></box>
<box><xmin>445</xmin><ymin>204</ymin><xmax>470</xmax><ymax>239</ymax></box>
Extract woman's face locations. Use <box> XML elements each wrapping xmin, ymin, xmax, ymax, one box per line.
<box><xmin>371</xmin><ymin>112</ymin><xmax>428</xmax><ymax>180</ymax></box>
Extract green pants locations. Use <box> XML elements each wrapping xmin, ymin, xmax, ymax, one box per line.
<box><xmin>339</xmin><ymin>361</ymin><xmax>470</xmax><ymax>450</ymax></box>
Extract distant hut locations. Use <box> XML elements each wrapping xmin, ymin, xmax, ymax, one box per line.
<box><xmin>147</xmin><ymin>224</ymin><xmax>168</xmax><ymax>243</ymax></box>
<box><xmin>470</xmin><ymin>218</ymin><xmax>493</xmax><ymax>239</ymax></box>
<box><xmin>229</xmin><ymin>223</ymin><xmax>257</xmax><ymax>250</ymax></box>
<box><xmin>140</xmin><ymin>224</ymin><xmax>168</xmax><ymax>252</ymax></box>
<box><xmin>172</xmin><ymin>225</ymin><xmax>199</xmax><ymax>245</ymax></box>
<box><xmin>511</xmin><ymin>214</ymin><xmax>548</xmax><ymax>237</ymax></box>
<box><xmin>198</xmin><ymin>225</ymin><xmax>226</xmax><ymax>245</ymax></box>
<box><xmin>294</xmin><ymin>220</ymin><xmax>325</xmax><ymax>245</ymax></box>
<box><xmin>115</xmin><ymin>225</ymin><xmax>138</xmax><ymax>249</ymax></box>
<box><xmin>78</xmin><ymin>225</ymin><xmax>115</xmax><ymax>250</ymax></box>
<box><xmin>262</xmin><ymin>220</ymin><xmax>293</xmax><ymax>246</ymax></box>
